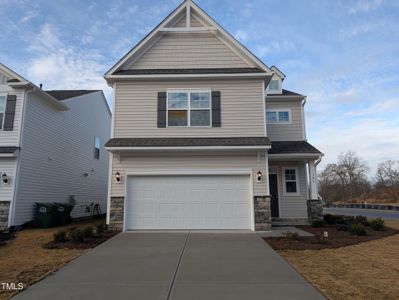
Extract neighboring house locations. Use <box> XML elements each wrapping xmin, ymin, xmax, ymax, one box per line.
<box><xmin>0</xmin><ymin>63</ymin><xmax>111</xmax><ymax>230</ymax></box>
<box><xmin>104</xmin><ymin>0</ymin><xmax>323</xmax><ymax>231</ymax></box>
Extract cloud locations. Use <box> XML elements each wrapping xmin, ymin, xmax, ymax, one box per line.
<box><xmin>25</xmin><ymin>24</ymin><xmax>111</xmax><ymax>101</ymax></box>
<box><xmin>234</xmin><ymin>30</ymin><xmax>250</xmax><ymax>42</ymax></box>
<box><xmin>349</xmin><ymin>0</ymin><xmax>383</xmax><ymax>14</ymax></box>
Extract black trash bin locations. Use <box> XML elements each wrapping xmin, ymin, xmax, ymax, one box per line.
<box><xmin>35</xmin><ymin>203</ymin><xmax>57</xmax><ymax>228</ymax></box>
<box><xmin>54</xmin><ymin>203</ymin><xmax>74</xmax><ymax>226</ymax></box>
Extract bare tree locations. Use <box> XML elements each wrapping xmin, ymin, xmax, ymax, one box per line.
<box><xmin>374</xmin><ymin>160</ymin><xmax>399</xmax><ymax>200</ymax></box>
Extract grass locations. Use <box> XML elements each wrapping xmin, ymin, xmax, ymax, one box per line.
<box><xmin>0</xmin><ymin>219</ymin><xmax>104</xmax><ymax>300</ymax></box>
<box><xmin>277</xmin><ymin>220</ymin><xmax>399</xmax><ymax>300</ymax></box>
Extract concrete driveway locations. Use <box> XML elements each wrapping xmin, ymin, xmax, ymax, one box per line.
<box><xmin>13</xmin><ymin>231</ymin><xmax>325</xmax><ymax>300</ymax></box>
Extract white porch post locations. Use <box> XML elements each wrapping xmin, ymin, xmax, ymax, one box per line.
<box><xmin>265</xmin><ymin>152</ymin><xmax>270</xmax><ymax>195</ymax></box>
<box><xmin>308</xmin><ymin>160</ymin><xmax>318</xmax><ymax>199</ymax></box>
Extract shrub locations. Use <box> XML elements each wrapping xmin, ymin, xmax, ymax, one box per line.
<box><xmin>82</xmin><ymin>226</ymin><xmax>95</xmax><ymax>239</ymax></box>
<box><xmin>323</xmin><ymin>214</ymin><xmax>337</xmax><ymax>225</ymax></box>
<box><xmin>283</xmin><ymin>231</ymin><xmax>300</xmax><ymax>240</ymax></box>
<box><xmin>355</xmin><ymin>215</ymin><xmax>369</xmax><ymax>226</ymax></box>
<box><xmin>349</xmin><ymin>224</ymin><xmax>367</xmax><ymax>236</ymax></box>
<box><xmin>69</xmin><ymin>229</ymin><xmax>84</xmax><ymax>243</ymax></box>
<box><xmin>336</xmin><ymin>224</ymin><xmax>349</xmax><ymax>231</ymax></box>
<box><xmin>96</xmin><ymin>223</ymin><xmax>108</xmax><ymax>234</ymax></box>
<box><xmin>53</xmin><ymin>230</ymin><xmax>67</xmax><ymax>243</ymax></box>
<box><xmin>343</xmin><ymin>216</ymin><xmax>356</xmax><ymax>224</ymax></box>
<box><xmin>369</xmin><ymin>218</ymin><xmax>385</xmax><ymax>231</ymax></box>
<box><xmin>311</xmin><ymin>219</ymin><xmax>325</xmax><ymax>228</ymax></box>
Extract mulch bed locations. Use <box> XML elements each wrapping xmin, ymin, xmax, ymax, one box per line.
<box><xmin>43</xmin><ymin>232</ymin><xmax>118</xmax><ymax>249</ymax></box>
<box><xmin>264</xmin><ymin>225</ymin><xmax>399</xmax><ymax>251</ymax></box>
<box><xmin>0</xmin><ymin>230</ymin><xmax>15</xmax><ymax>247</ymax></box>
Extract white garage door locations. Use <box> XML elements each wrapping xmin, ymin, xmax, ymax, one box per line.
<box><xmin>125</xmin><ymin>175</ymin><xmax>252</xmax><ymax>230</ymax></box>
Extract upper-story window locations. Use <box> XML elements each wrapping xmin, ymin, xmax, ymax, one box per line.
<box><xmin>269</xmin><ymin>80</ymin><xmax>279</xmax><ymax>91</ymax></box>
<box><xmin>94</xmin><ymin>136</ymin><xmax>101</xmax><ymax>159</ymax></box>
<box><xmin>167</xmin><ymin>91</ymin><xmax>211</xmax><ymax>127</ymax></box>
<box><xmin>266</xmin><ymin>109</ymin><xmax>291</xmax><ymax>124</ymax></box>
<box><xmin>0</xmin><ymin>94</ymin><xmax>6</xmax><ymax>130</ymax></box>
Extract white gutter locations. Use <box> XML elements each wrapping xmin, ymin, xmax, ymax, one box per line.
<box><xmin>302</xmin><ymin>96</ymin><xmax>307</xmax><ymax>140</ymax></box>
<box><xmin>105</xmin><ymin>73</ymin><xmax>270</xmax><ymax>81</ymax></box>
<box><xmin>106</xmin><ymin>145</ymin><xmax>271</xmax><ymax>152</ymax></box>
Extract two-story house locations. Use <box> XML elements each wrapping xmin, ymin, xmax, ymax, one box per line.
<box><xmin>104</xmin><ymin>0</ymin><xmax>323</xmax><ymax>231</ymax></box>
<box><xmin>0</xmin><ymin>63</ymin><xmax>111</xmax><ymax>230</ymax></box>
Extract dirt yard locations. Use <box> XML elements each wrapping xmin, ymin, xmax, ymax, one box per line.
<box><xmin>277</xmin><ymin>220</ymin><xmax>399</xmax><ymax>300</ymax></box>
<box><xmin>0</xmin><ymin>219</ymin><xmax>105</xmax><ymax>300</ymax></box>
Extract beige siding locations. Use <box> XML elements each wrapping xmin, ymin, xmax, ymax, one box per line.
<box><xmin>266</xmin><ymin>100</ymin><xmax>304</xmax><ymax>141</ymax></box>
<box><xmin>270</xmin><ymin>162</ymin><xmax>308</xmax><ymax>219</ymax></box>
<box><xmin>114</xmin><ymin>79</ymin><xmax>265</xmax><ymax>138</ymax></box>
<box><xmin>13</xmin><ymin>92</ymin><xmax>111</xmax><ymax>225</ymax></box>
<box><xmin>130</xmin><ymin>32</ymin><xmax>252</xmax><ymax>69</ymax></box>
<box><xmin>110</xmin><ymin>151</ymin><xmax>268</xmax><ymax>198</ymax></box>
<box><xmin>0</xmin><ymin>84</ymin><xmax>24</xmax><ymax>147</ymax></box>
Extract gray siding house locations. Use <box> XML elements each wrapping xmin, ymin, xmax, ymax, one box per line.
<box><xmin>105</xmin><ymin>0</ymin><xmax>323</xmax><ymax>231</ymax></box>
<box><xmin>0</xmin><ymin>63</ymin><xmax>111</xmax><ymax>229</ymax></box>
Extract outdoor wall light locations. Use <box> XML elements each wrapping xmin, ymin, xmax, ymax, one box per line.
<box><xmin>256</xmin><ymin>171</ymin><xmax>262</xmax><ymax>182</ymax></box>
<box><xmin>115</xmin><ymin>172</ymin><xmax>121</xmax><ymax>183</ymax></box>
<box><xmin>2</xmin><ymin>173</ymin><xmax>9</xmax><ymax>185</ymax></box>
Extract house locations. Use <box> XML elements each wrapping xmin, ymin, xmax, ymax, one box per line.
<box><xmin>0</xmin><ymin>63</ymin><xmax>111</xmax><ymax>230</ymax></box>
<box><xmin>104</xmin><ymin>0</ymin><xmax>323</xmax><ymax>231</ymax></box>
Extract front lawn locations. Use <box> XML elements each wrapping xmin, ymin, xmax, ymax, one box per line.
<box><xmin>0</xmin><ymin>219</ymin><xmax>115</xmax><ymax>300</ymax></box>
<box><xmin>265</xmin><ymin>217</ymin><xmax>399</xmax><ymax>300</ymax></box>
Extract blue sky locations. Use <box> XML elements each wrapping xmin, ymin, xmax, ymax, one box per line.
<box><xmin>1</xmin><ymin>0</ymin><xmax>398</xmax><ymax>175</ymax></box>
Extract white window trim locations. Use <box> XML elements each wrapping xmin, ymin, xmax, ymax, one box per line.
<box><xmin>282</xmin><ymin>167</ymin><xmax>300</xmax><ymax>196</ymax></box>
<box><xmin>0</xmin><ymin>93</ymin><xmax>7</xmax><ymax>130</ymax></box>
<box><xmin>266</xmin><ymin>109</ymin><xmax>292</xmax><ymax>124</ymax></box>
<box><xmin>166</xmin><ymin>89</ymin><xmax>212</xmax><ymax>128</ymax></box>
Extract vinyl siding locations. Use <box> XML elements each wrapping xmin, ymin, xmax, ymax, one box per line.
<box><xmin>270</xmin><ymin>162</ymin><xmax>308</xmax><ymax>219</ymax></box>
<box><xmin>0</xmin><ymin>158</ymin><xmax>17</xmax><ymax>202</ymax></box>
<box><xmin>114</xmin><ymin>79</ymin><xmax>265</xmax><ymax>137</ymax></box>
<box><xmin>110</xmin><ymin>151</ymin><xmax>268</xmax><ymax>198</ymax></box>
<box><xmin>12</xmin><ymin>92</ymin><xmax>111</xmax><ymax>226</ymax></box>
<box><xmin>0</xmin><ymin>84</ymin><xmax>24</xmax><ymax>147</ymax></box>
<box><xmin>131</xmin><ymin>32</ymin><xmax>251</xmax><ymax>69</ymax></box>
<box><xmin>266</xmin><ymin>100</ymin><xmax>304</xmax><ymax>141</ymax></box>
<box><xmin>0</xmin><ymin>73</ymin><xmax>10</xmax><ymax>85</ymax></box>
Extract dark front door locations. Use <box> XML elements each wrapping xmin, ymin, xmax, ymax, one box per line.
<box><xmin>269</xmin><ymin>174</ymin><xmax>279</xmax><ymax>218</ymax></box>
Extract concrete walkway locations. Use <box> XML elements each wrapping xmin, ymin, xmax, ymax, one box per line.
<box><xmin>13</xmin><ymin>232</ymin><xmax>325</xmax><ymax>300</ymax></box>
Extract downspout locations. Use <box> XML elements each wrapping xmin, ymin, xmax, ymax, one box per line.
<box><xmin>301</xmin><ymin>96</ymin><xmax>307</xmax><ymax>141</ymax></box>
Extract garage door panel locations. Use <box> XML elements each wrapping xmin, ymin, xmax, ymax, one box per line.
<box><xmin>126</xmin><ymin>175</ymin><xmax>251</xmax><ymax>230</ymax></box>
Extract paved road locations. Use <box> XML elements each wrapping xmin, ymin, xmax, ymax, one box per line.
<box><xmin>13</xmin><ymin>231</ymin><xmax>324</xmax><ymax>300</ymax></box>
<box><xmin>324</xmin><ymin>207</ymin><xmax>399</xmax><ymax>220</ymax></box>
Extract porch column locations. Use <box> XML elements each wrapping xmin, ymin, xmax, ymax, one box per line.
<box><xmin>308</xmin><ymin>160</ymin><xmax>318</xmax><ymax>199</ymax></box>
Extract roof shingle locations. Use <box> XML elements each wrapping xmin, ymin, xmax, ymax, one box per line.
<box><xmin>45</xmin><ymin>90</ymin><xmax>100</xmax><ymax>101</ymax></box>
<box><xmin>269</xmin><ymin>141</ymin><xmax>322</xmax><ymax>155</ymax></box>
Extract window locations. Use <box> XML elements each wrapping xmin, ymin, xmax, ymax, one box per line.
<box><xmin>167</xmin><ymin>91</ymin><xmax>211</xmax><ymax>127</ymax></box>
<box><xmin>283</xmin><ymin>168</ymin><xmax>299</xmax><ymax>195</ymax></box>
<box><xmin>266</xmin><ymin>109</ymin><xmax>291</xmax><ymax>124</ymax></box>
<box><xmin>269</xmin><ymin>80</ymin><xmax>279</xmax><ymax>90</ymax></box>
<box><xmin>94</xmin><ymin>137</ymin><xmax>100</xmax><ymax>159</ymax></box>
<box><xmin>0</xmin><ymin>94</ymin><xmax>6</xmax><ymax>130</ymax></box>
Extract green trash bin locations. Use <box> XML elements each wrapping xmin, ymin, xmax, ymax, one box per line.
<box><xmin>35</xmin><ymin>203</ymin><xmax>57</xmax><ymax>228</ymax></box>
<box><xmin>54</xmin><ymin>203</ymin><xmax>74</xmax><ymax>226</ymax></box>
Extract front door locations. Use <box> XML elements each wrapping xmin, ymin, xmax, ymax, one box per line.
<box><xmin>269</xmin><ymin>174</ymin><xmax>279</xmax><ymax>218</ymax></box>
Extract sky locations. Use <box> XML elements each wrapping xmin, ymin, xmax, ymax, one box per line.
<box><xmin>0</xmin><ymin>0</ymin><xmax>398</xmax><ymax>176</ymax></box>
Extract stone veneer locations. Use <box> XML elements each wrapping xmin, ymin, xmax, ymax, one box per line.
<box><xmin>109</xmin><ymin>196</ymin><xmax>272</xmax><ymax>231</ymax></box>
<box><xmin>109</xmin><ymin>197</ymin><xmax>124</xmax><ymax>231</ymax></box>
<box><xmin>307</xmin><ymin>199</ymin><xmax>323</xmax><ymax>222</ymax></box>
<box><xmin>0</xmin><ymin>201</ymin><xmax>10</xmax><ymax>231</ymax></box>
<box><xmin>254</xmin><ymin>196</ymin><xmax>271</xmax><ymax>231</ymax></box>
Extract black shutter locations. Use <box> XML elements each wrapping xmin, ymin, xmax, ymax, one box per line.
<box><xmin>157</xmin><ymin>92</ymin><xmax>167</xmax><ymax>128</ymax></box>
<box><xmin>3</xmin><ymin>95</ymin><xmax>17</xmax><ymax>131</ymax></box>
<box><xmin>211</xmin><ymin>91</ymin><xmax>221</xmax><ymax>127</ymax></box>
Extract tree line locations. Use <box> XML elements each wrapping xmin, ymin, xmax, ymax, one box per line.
<box><xmin>319</xmin><ymin>151</ymin><xmax>399</xmax><ymax>204</ymax></box>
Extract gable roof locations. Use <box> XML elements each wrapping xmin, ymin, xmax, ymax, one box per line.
<box><xmin>46</xmin><ymin>90</ymin><xmax>101</xmax><ymax>101</ymax></box>
<box><xmin>105</xmin><ymin>0</ymin><xmax>272</xmax><ymax>78</ymax></box>
<box><xmin>266</xmin><ymin>89</ymin><xmax>304</xmax><ymax>98</ymax></box>
<box><xmin>0</xmin><ymin>63</ymin><xmax>68</xmax><ymax>111</ymax></box>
